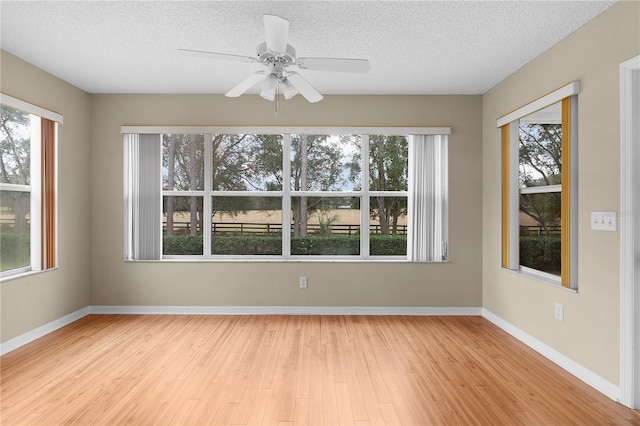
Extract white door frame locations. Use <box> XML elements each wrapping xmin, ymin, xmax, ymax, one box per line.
<box><xmin>620</xmin><ymin>54</ymin><xmax>640</xmax><ymax>409</ymax></box>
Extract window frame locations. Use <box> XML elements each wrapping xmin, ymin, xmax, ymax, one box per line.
<box><xmin>0</xmin><ymin>93</ymin><xmax>61</xmax><ymax>280</ymax></box>
<box><xmin>123</xmin><ymin>126</ymin><xmax>450</xmax><ymax>262</ymax></box>
<box><xmin>497</xmin><ymin>82</ymin><xmax>579</xmax><ymax>289</ymax></box>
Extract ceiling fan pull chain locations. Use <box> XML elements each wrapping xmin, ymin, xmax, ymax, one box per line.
<box><xmin>275</xmin><ymin>79</ymin><xmax>280</xmax><ymax>116</ymax></box>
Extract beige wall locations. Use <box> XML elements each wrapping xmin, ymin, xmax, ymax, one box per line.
<box><xmin>90</xmin><ymin>94</ymin><xmax>483</xmax><ymax>307</ymax></box>
<box><xmin>482</xmin><ymin>1</ymin><xmax>640</xmax><ymax>385</ymax></box>
<box><xmin>0</xmin><ymin>51</ymin><xmax>92</xmax><ymax>342</ymax></box>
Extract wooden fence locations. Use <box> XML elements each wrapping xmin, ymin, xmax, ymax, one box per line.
<box><xmin>519</xmin><ymin>225</ymin><xmax>561</xmax><ymax>237</ymax></box>
<box><xmin>164</xmin><ymin>221</ymin><xmax>408</xmax><ymax>236</ymax></box>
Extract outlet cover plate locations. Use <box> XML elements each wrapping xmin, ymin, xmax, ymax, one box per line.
<box><xmin>554</xmin><ymin>303</ymin><xmax>564</xmax><ymax>321</ymax></box>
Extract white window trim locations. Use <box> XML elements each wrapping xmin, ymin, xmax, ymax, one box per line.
<box><xmin>121</xmin><ymin>126</ymin><xmax>450</xmax><ymax>136</ymax></box>
<box><xmin>520</xmin><ymin>265</ymin><xmax>562</xmax><ymax>286</ymax></box>
<box><xmin>619</xmin><ymin>54</ymin><xmax>640</xmax><ymax>409</ymax></box>
<box><xmin>0</xmin><ymin>93</ymin><xmax>63</xmax><ymax>124</ymax></box>
<box><xmin>29</xmin><ymin>116</ymin><xmax>42</xmax><ymax>271</ymax></box>
<box><xmin>496</xmin><ymin>81</ymin><xmax>579</xmax><ymax>127</ymax></box>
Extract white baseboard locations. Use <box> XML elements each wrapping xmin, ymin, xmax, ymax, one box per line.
<box><xmin>0</xmin><ymin>306</ymin><xmax>90</xmax><ymax>356</ymax></box>
<box><xmin>482</xmin><ymin>308</ymin><xmax>621</xmax><ymax>402</ymax></box>
<box><xmin>89</xmin><ymin>305</ymin><xmax>483</xmax><ymax>316</ymax></box>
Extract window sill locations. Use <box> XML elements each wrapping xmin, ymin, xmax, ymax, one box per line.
<box><xmin>503</xmin><ymin>266</ymin><xmax>578</xmax><ymax>293</ymax></box>
<box><xmin>125</xmin><ymin>257</ymin><xmax>450</xmax><ymax>264</ymax></box>
<box><xmin>0</xmin><ymin>267</ymin><xmax>59</xmax><ymax>283</ymax></box>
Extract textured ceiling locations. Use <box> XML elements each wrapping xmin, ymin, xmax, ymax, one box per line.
<box><xmin>1</xmin><ymin>1</ymin><xmax>615</xmax><ymax>95</ymax></box>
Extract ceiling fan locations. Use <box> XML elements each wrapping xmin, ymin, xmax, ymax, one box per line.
<box><xmin>178</xmin><ymin>14</ymin><xmax>371</xmax><ymax>103</ymax></box>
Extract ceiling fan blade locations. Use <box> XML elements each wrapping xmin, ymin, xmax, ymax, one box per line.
<box><xmin>281</xmin><ymin>78</ymin><xmax>298</xmax><ymax>100</ymax></box>
<box><xmin>263</xmin><ymin>14</ymin><xmax>289</xmax><ymax>54</ymax></box>
<box><xmin>296</xmin><ymin>57</ymin><xmax>370</xmax><ymax>74</ymax></box>
<box><xmin>177</xmin><ymin>49</ymin><xmax>256</xmax><ymax>63</ymax></box>
<box><xmin>260</xmin><ymin>74</ymin><xmax>278</xmax><ymax>101</ymax></box>
<box><xmin>286</xmin><ymin>73</ymin><xmax>323</xmax><ymax>103</ymax></box>
<box><xmin>225</xmin><ymin>72</ymin><xmax>266</xmax><ymax>97</ymax></box>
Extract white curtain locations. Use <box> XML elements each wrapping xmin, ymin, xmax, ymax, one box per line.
<box><xmin>407</xmin><ymin>135</ymin><xmax>448</xmax><ymax>262</ymax></box>
<box><xmin>124</xmin><ymin>134</ymin><xmax>162</xmax><ymax>260</ymax></box>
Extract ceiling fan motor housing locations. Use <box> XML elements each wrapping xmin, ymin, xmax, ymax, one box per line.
<box><xmin>256</xmin><ymin>41</ymin><xmax>296</xmax><ymax>65</ymax></box>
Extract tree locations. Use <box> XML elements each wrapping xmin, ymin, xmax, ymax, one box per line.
<box><xmin>368</xmin><ymin>135</ymin><xmax>408</xmax><ymax>235</ymax></box>
<box><xmin>163</xmin><ymin>134</ymin><xmax>286</xmax><ymax>236</ymax></box>
<box><xmin>164</xmin><ymin>135</ymin><xmax>177</xmax><ymax>235</ymax></box>
<box><xmin>289</xmin><ymin>134</ymin><xmax>354</xmax><ymax>236</ymax></box>
<box><xmin>0</xmin><ymin>105</ymin><xmax>30</xmax><ymax>185</ymax></box>
<box><xmin>518</xmin><ymin>123</ymin><xmax>562</xmax><ymax>236</ymax></box>
<box><xmin>162</xmin><ymin>133</ymin><xmax>356</xmax><ymax>238</ymax></box>
<box><xmin>210</xmin><ymin>134</ymin><xmax>284</xmax><ymax>222</ymax></box>
<box><xmin>0</xmin><ymin>105</ymin><xmax>31</xmax><ymax>236</ymax></box>
<box><xmin>163</xmin><ymin>134</ymin><xmax>204</xmax><ymax>235</ymax></box>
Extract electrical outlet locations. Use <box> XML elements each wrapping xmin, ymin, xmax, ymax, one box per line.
<box><xmin>591</xmin><ymin>211</ymin><xmax>616</xmax><ymax>231</ymax></box>
<box><xmin>554</xmin><ymin>303</ymin><xmax>564</xmax><ymax>321</ymax></box>
<box><xmin>299</xmin><ymin>276</ymin><xmax>308</xmax><ymax>289</ymax></box>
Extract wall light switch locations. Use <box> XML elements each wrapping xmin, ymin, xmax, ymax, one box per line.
<box><xmin>591</xmin><ymin>212</ymin><xmax>616</xmax><ymax>231</ymax></box>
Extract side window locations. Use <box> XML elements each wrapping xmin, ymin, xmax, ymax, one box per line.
<box><xmin>0</xmin><ymin>105</ymin><xmax>32</xmax><ymax>273</ymax></box>
<box><xmin>518</xmin><ymin>102</ymin><xmax>562</xmax><ymax>276</ymax></box>
<box><xmin>0</xmin><ymin>97</ymin><xmax>60</xmax><ymax>278</ymax></box>
<box><xmin>499</xmin><ymin>83</ymin><xmax>578</xmax><ymax>288</ymax></box>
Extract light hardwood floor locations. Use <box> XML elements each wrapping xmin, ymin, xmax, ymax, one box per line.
<box><xmin>1</xmin><ymin>315</ymin><xmax>639</xmax><ymax>425</ymax></box>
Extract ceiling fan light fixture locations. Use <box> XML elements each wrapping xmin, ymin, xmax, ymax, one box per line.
<box><xmin>281</xmin><ymin>78</ymin><xmax>298</xmax><ymax>100</ymax></box>
<box><xmin>260</xmin><ymin>74</ymin><xmax>278</xmax><ymax>101</ymax></box>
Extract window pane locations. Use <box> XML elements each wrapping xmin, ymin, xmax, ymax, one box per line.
<box><xmin>519</xmin><ymin>192</ymin><xmax>561</xmax><ymax>276</ymax></box>
<box><xmin>213</xmin><ymin>134</ymin><xmax>283</xmax><ymax>191</ymax></box>
<box><xmin>211</xmin><ymin>197</ymin><xmax>282</xmax><ymax>255</ymax></box>
<box><xmin>0</xmin><ymin>190</ymin><xmax>30</xmax><ymax>271</ymax></box>
<box><xmin>163</xmin><ymin>134</ymin><xmax>204</xmax><ymax>191</ymax></box>
<box><xmin>369</xmin><ymin>196</ymin><xmax>407</xmax><ymax>256</ymax></box>
<box><xmin>290</xmin><ymin>134</ymin><xmax>360</xmax><ymax>191</ymax></box>
<box><xmin>163</xmin><ymin>195</ymin><xmax>203</xmax><ymax>255</ymax></box>
<box><xmin>369</xmin><ymin>135</ymin><xmax>408</xmax><ymax>191</ymax></box>
<box><xmin>519</xmin><ymin>102</ymin><xmax>562</xmax><ymax>189</ymax></box>
<box><xmin>1</xmin><ymin>105</ymin><xmax>32</xmax><ymax>185</ymax></box>
<box><xmin>291</xmin><ymin>196</ymin><xmax>360</xmax><ymax>255</ymax></box>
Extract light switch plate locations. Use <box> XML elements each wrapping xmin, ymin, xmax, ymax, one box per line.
<box><xmin>591</xmin><ymin>212</ymin><xmax>616</xmax><ymax>231</ymax></box>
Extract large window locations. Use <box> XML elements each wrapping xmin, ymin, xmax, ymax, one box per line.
<box><xmin>124</xmin><ymin>127</ymin><xmax>449</xmax><ymax>262</ymax></box>
<box><xmin>498</xmin><ymin>82</ymin><xmax>578</xmax><ymax>288</ymax></box>
<box><xmin>0</xmin><ymin>94</ymin><xmax>61</xmax><ymax>278</ymax></box>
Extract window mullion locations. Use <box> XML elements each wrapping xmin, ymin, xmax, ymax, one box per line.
<box><xmin>282</xmin><ymin>134</ymin><xmax>291</xmax><ymax>258</ymax></box>
<box><xmin>520</xmin><ymin>185</ymin><xmax>561</xmax><ymax>194</ymax></box>
<box><xmin>203</xmin><ymin>134</ymin><xmax>212</xmax><ymax>256</ymax></box>
<box><xmin>361</xmin><ymin>135</ymin><xmax>370</xmax><ymax>258</ymax></box>
<box><xmin>163</xmin><ymin>190</ymin><xmax>207</xmax><ymax>196</ymax></box>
